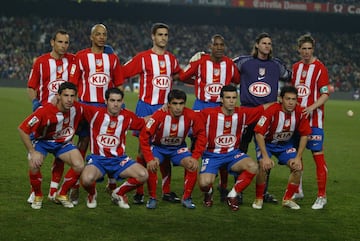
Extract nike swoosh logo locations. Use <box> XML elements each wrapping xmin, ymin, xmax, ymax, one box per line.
<box><xmin>257</xmin><ymin>77</ymin><xmax>265</xmax><ymax>80</ymax></box>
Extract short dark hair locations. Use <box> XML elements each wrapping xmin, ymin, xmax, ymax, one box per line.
<box><xmin>279</xmin><ymin>85</ymin><xmax>298</xmax><ymax>98</ymax></box>
<box><xmin>220</xmin><ymin>85</ymin><xmax>237</xmax><ymax>98</ymax></box>
<box><xmin>167</xmin><ymin>89</ymin><xmax>186</xmax><ymax>103</ymax></box>
<box><xmin>210</xmin><ymin>34</ymin><xmax>225</xmax><ymax>45</ymax></box>
<box><xmin>151</xmin><ymin>22</ymin><xmax>169</xmax><ymax>35</ymax></box>
<box><xmin>58</xmin><ymin>82</ymin><xmax>77</xmax><ymax>94</ymax></box>
<box><xmin>105</xmin><ymin>88</ymin><xmax>124</xmax><ymax>100</ymax></box>
<box><xmin>52</xmin><ymin>29</ymin><xmax>69</xmax><ymax>41</ymax></box>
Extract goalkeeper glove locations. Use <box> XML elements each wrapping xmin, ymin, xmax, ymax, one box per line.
<box><xmin>104</xmin><ymin>45</ymin><xmax>114</xmax><ymax>54</ymax></box>
<box><xmin>189</xmin><ymin>51</ymin><xmax>205</xmax><ymax>62</ymax></box>
<box><xmin>32</xmin><ymin>99</ymin><xmax>41</xmax><ymax>112</ymax></box>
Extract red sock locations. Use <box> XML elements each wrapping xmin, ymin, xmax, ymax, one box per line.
<box><xmin>234</xmin><ymin>170</ymin><xmax>256</xmax><ymax>193</ymax></box>
<box><xmin>29</xmin><ymin>170</ymin><xmax>43</xmax><ymax>197</ymax></box>
<box><xmin>200</xmin><ymin>184</ymin><xmax>212</xmax><ymax>193</ymax></box>
<box><xmin>161</xmin><ymin>159</ymin><xmax>171</xmax><ymax>194</ymax></box>
<box><xmin>314</xmin><ymin>153</ymin><xmax>327</xmax><ymax>197</ymax></box>
<box><xmin>147</xmin><ymin>171</ymin><xmax>158</xmax><ymax>199</ymax></box>
<box><xmin>49</xmin><ymin>158</ymin><xmax>64</xmax><ymax>196</ymax></box>
<box><xmin>135</xmin><ymin>156</ymin><xmax>145</xmax><ymax>195</ymax></box>
<box><xmin>283</xmin><ymin>183</ymin><xmax>299</xmax><ymax>200</ymax></box>
<box><xmin>58</xmin><ymin>168</ymin><xmax>81</xmax><ymax>195</ymax></box>
<box><xmin>183</xmin><ymin>169</ymin><xmax>197</xmax><ymax>200</ymax></box>
<box><xmin>219</xmin><ymin>166</ymin><xmax>228</xmax><ymax>189</ymax></box>
<box><xmin>255</xmin><ymin>183</ymin><xmax>266</xmax><ymax>199</ymax></box>
<box><xmin>117</xmin><ymin>178</ymin><xmax>143</xmax><ymax>196</ymax></box>
<box><xmin>81</xmin><ymin>181</ymin><xmax>96</xmax><ymax>196</ymax></box>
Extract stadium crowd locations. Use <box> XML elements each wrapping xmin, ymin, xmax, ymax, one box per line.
<box><xmin>0</xmin><ymin>15</ymin><xmax>359</xmax><ymax>92</ymax></box>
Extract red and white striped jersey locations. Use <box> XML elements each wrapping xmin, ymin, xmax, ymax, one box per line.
<box><xmin>70</xmin><ymin>48</ymin><xmax>124</xmax><ymax>103</ymax></box>
<box><xmin>83</xmin><ymin>106</ymin><xmax>144</xmax><ymax>157</ymax></box>
<box><xmin>254</xmin><ymin>103</ymin><xmax>311</xmax><ymax>144</ymax></box>
<box><xmin>123</xmin><ymin>49</ymin><xmax>180</xmax><ymax>105</ymax></box>
<box><xmin>292</xmin><ymin>59</ymin><xmax>329</xmax><ymax>128</ymax></box>
<box><xmin>201</xmin><ymin>106</ymin><xmax>264</xmax><ymax>154</ymax></box>
<box><xmin>27</xmin><ymin>53</ymin><xmax>75</xmax><ymax>105</ymax></box>
<box><xmin>19</xmin><ymin>102</ymin><xmax>83</xmax><ymax>143</ymax></box>
<box><xmin>179</xmin><ymin>54</ymin><xmax>240</xmax><ymax>103</ymax></box>
<box><xmin>139</xmin><ymin>108</ymin><xmax>206</xmax><ymax>162</ymax></box>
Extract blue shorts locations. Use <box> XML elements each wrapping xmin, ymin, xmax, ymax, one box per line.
<box><xmin>307</xmin><ymin>127</ymin><xmax>324</xmax><ymax>152</ymax></box>
<box><xmin>256</xmin><ymin>143</ymin><xmax>297</xmax><ymax>165</ymax></box>
<box><xmin>152</xmin><ymin>144</ymin><xmax>191</xmax><ymax>166</ymax></box>
<box><xmin>77</xmin><ymin>101</ymin><xmax>106</xmax><ymax>137</ymax></box>
<box><xmin>133</xmin><ymin>100</ymin><xmax>163</xmax><ymax>137</ymax></box>
<box><xmin>34</xmin><ymin>140</ymin><xmax>77</xmax><ymax>158</ymax></box>
<box><xmin>86</xmin><ymin>154</ymin><xmax>136</xmax><ymax>182</ymax></box>
<box><xmin>192</xmin><ymin>99</ymin><xmax>220</xmax><ymax>111</ymax></box>
<box><xmin>200</xmin><ymin>149</ymin><xmax>249</xmax><ymax>176</ymax></box>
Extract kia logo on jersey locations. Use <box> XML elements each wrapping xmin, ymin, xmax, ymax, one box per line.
<box><xmin>296</xmin><ymin>84</ymin><xmax>311</xmax><ymax>97</ymax></box>
<box><xmin>273</xmin><ymin>131</ymin><xmax>293</xmax><ymax>141</ymax></box>
<box><xmin>53</xmin><ymin>126</ymin><xmax>75</xmax><ymax>140</ymax></box>
<box><xmin>215</xmin><ymin>134</ymin><xmax>236</xmax><ymax>147</ymax></box>
<box><xmin>205</xmin><ymin>83</ymin><xmax>223</xmax><ymax>96</ymax></box>
<box><xmin>248</xmin><ymin>82</ymin><xmax>271</xmax><ymax>97</ymax></box>
<box><xmin>88</xmin><ymin>73</ymin><xmax>110</xmax><ymax>86</ymax></box>
<box><xmin>161</xmin><ymin>137</ymin><xmax>184</xmax><ymax>146</ymax></box>
<box><xmin>47</xmin><ymin>80</ymin><xmax>66</xmax><ymax>93</ymax></box>
<box><xmin>152</xmin><ymin>75</ymin><xmax>171</xmax><ymax>89</ymax></box>
<box><xmin>96</xmin><ymin>134</ymin><xmax>119</xmax><ymax>147</ymax></box>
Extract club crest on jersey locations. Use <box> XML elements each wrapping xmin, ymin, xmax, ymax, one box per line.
<box><xmin>57</xmin><ymin>66</ymin><xmax>64</xmax><ymax>74</ymax></box>
<box><xmin>301</xmin><ymin>70</ymin><xmax>307</xmax><ymax>78</ymax></box>
<box><xmin>248</xmin><ymin>82</ymin><xmax>271</xmax><ymax>97</ymax></box>
<box><xmin>110</xmin><ymin>121</ymin><xmax>117</xmax><ymax>128</ymax></box>
<box><xmin>225</xmin><ymin>121</ymin><xmax>231</xmax><ymax>129</ymax></box>
<box><xmin>213</xmin><ymin>68</ymin><xmax>220</xmax><ymax>76</ymax></box>
<box><xmin>161</xmin><ymin>137</ymin><xmax>184</xmax><ymax>146</ymax></box>
<box><xmin>53</xmin><ymin>126</ymin><xmax>75</xmax><ymax>140</ymax></box>
<box><xmin>205</xmin><ymin>83</ymin><xmax>223</xmax><ymax>96</ymax></box>
<box><xmin>96</xmin><ymin>59</ymin><xmax>103</xmax><ymax>67</ymax></box>
<box><xmin>284</xmin><ymin>119</ymin><xmax>290</xmax><ymax>128</ymax></box>
<box><xmin>96</xmin><ymin>134</ymin><xmax>119</xmax><ymax>148</ymax></box>
<box><xmin>159</xmin><ymin>60</ymin><xmax>166</xmax><ymax>69</ymax></box>
<box><xmin>295</xmin><ymin>84</ymin><xmax>311</xmax><ymax>97</ymax></box>
<box><xmin>258</xmin><ymin>68</ymin><xmax>266</xmax><ymax>76</ymax></box>
<box><xmin>88</xmin><ymin>73</ymin><xmax>110</xmax><ymax>87</ymax></box>
<box><xmin>47</xmin><ymin>80</ymin><xmax>66</xmax><ymax>93</ymax></box>
<box><xmin>152</xmin><ymin>75</ymin><xmax>170</xmax><ymax>89</ymax></box>
<box><xmin>215</xmin><ymin>134</ymin><xmax>236</xmax><ymax>147</ymax></box>
<box><xmin>28</xmin><ymin>116</ymin><xmax>39</xmax><ymax>127</ymax></box>
<box><xmin>171</xmin><ymin>124</ymin><xmax>177</xmax><ymax>131</ymax></box>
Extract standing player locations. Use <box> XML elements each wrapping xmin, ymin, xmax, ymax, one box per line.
<box><xmin>252</xmin><ymin>86</ymin><xmax>311</xmax><ymax>210</ymax></box>
<box><xmin>292</xmin><ymin>34</ymin><xmax>329</xmax><ymax>209</ymax></box>
<box><xmin>69</xmin><ymin>23</ymin><xmax>124</xmax><ymax>204</ymax></box>
<box><xmin>18</xmin><ymin>82</ymin><xmax>84</xmax><ymax>209</ymax></box>
<box><xmin>122</xmin><ymin>23</ymin><xmax>181</xmax><ymax>205</ymax></box>
<box><xmin>139</xmin><ymin>89</ymin><xmax>206</xmax><ymax>209</ymax></box>
<box><xmin>198</xmin><ymin>85</ymin><xmax>270</xmax><ymax>211</ymax></box>
<box><xmin>233</xmin><ymin>32</ymin><xmax>292</xmax><ymax>203</ymax></box>
<box><xmin>178</xmin><ymin>34</ymin><xmax>240</xmax><ymax>202</ymax></box>
<box><xmin>26</xmin><ymin>29</ymin><xmax>75</xmax><ymax>204</ymax></box>
<box><xmin>80</xmin><ymin>88</ymin><xmax>148</xmax><ymax>209</ymax></box>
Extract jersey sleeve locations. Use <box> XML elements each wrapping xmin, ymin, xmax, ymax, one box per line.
<box><xmin>18</xmin><ymin>108</ymin><xmax>45</xmax><ymax>135</ymax></box>
<box><xmin>189</xmin><ymin>110</ymin><xmax>206</xmax><ymax>160</ymax></box>
<box><xmin>178</xmin><ymin>59</ymin><xmax>200</xmax><ymax>84</ymax></box>
<box><xmin>139</xmin><ymin>112</ymin><xmax>162</xmax><ymax>163</ymax></box>
<box><xmin>27</xmin><ymin>58</ymin><xmax>41</xmax><ymax>89</ymax></box>
<box><xmin>243</xmin><ymin>105</ymin><xmax>265</xmax><ymax>125</ymax></box>
<box><xmin>122</xmin><ymin>54</ymin><xmax>141</xmax><ymax>79</ymax></box>
<box><xmin>111</xmin><ymin>54</ymin><xmax>124</xmax><ymax>87</ymax></box>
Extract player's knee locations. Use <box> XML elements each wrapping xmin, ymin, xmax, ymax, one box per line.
<box><xmin>247</xmin><ymin>160</ymin><xmax>259</xmax><ymax>174</ymax></box>
<box><xmin>136</xmin><ymin>167</ymin><xmax>149</xmax><ymax>183</ymax></box>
